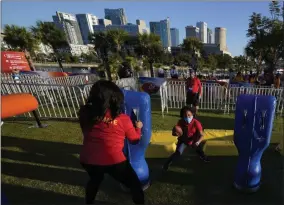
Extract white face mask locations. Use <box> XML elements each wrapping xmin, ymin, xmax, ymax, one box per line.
<box><xmin>184</xmin><ymin>116</ymin><xmax>193</xmax><ymax>124</ymax></box>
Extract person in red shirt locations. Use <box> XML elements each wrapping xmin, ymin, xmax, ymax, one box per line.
<box><xmin>186</xmin><ymin>71</ymin><xmax>202</xmax><ymax>115</ymax></box>
<box><xmin>79</xmin><ymin>80</ymin><xmax>144</xmax><ymax>204</ymax></box>
<box><xmin>163</xmin><ymin>106</ymin><xmax>209</xmax><ymax>171</ymax></box>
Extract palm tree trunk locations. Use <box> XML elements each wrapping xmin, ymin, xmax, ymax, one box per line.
<box><xmin>104</xmin><ymin>59</ymin><xmax>112</xmax><ymax>81</ymax></box>
<box><xmin>24</xmin><ymin>50</ymin><xmax>36</xmax><ymax>71</ymax></box>
<box><xmin>149</xmin><ymin>61</ymin><xmax>154</xmax><ymax>77</ymax></box>
<box><xmin>54</xmin><ymin>52</ymin><xmax>65</xmax><ymax>72</ymax></box>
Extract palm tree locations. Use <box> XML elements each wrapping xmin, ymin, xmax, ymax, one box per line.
<box><xmin>31</xmin><ymin>21</ymin><xmax>69</xmax><ymax>72</ymax></box>
<box><xmin>135</xmin><ymin>33</ymin><xmax>164</xmax><ymax>77</ymax></box>
<box><xmin>182</xmin><ymin>37</ymin><xmax>203</xmax><ymax>54</ymax></box>
<box><xmin>89</xmin><ymin>31</ymin><xmax>113</xmax><ymax>80</ymax></box>
<box><xmin>182</xmin><ymin>37</ymin><xmax>203</xmax><ymax>71</ymax></box>
<box><xmin>3</xmin><ymin>24</ymin><xmax>38</xmax><ymax>71</ymax></box>
<box><xmin>206</xmin><ymin>55</ymin><xmax>218</xmax><ymax>75</ymax></box>
<box><xmin>106</xmin><ymin>29</ymin><xmax>128</xmax><ymax>56</ymax></box>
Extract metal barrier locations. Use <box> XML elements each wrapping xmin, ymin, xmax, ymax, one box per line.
<box><xmin>225</xmin><ymin>87</ymin><xmax>283</xmax><ymax>115</ymax></box>
<box><xmin>162</xmin><ymin>80</ymin><xmax>284</xmax><ymax>116</ymax></box>
<box><xmin>1</xmin><ymin>73</ymin><xmax>99</xmax><ymax>86</ymax></box>
<box><xmin>1</xmin><ymin>79</ymin><xmax>283</xmax><ymax>120</ymax></box>
<box><xmin>1</xmin><ymin>83</ymin><xmax>85</xmax><ymax>119</ymax></box>
<box><xmin>165</xmin><ymin>80</ymin><xmax>227</xmax><ymax>111</ymax></box>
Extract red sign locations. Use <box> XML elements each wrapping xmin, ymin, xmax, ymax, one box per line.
<box><xmin>1</xmin><ymin>51</ymin><xmax>31</xmax><ymax>73</ymax></box>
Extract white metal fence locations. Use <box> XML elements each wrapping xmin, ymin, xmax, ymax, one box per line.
<box><xmin>1</xmin><ymin>73</ymin><xmax>99</xmax><ymax>86</ymax></box>
<box><xmin>1</xmin><ymin>83</ymin><xmax>86</xmax><ymax>119</ymax></box>
<box><xmin>162</xmin><ymin>80</ymin><xmax>284</xmax><ymax>116</ymax></box>
<box><xmin>1</xmin><ymin>79</ymin><xmax>283</xmax><ymax>120</ymax></box>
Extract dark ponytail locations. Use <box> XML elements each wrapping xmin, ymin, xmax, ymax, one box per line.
<box><xmin>79</xmin><ymin>80</ymin><xmax>124</xmax><ymax>130</ymax></box>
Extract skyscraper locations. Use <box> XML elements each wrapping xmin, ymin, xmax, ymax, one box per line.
<box><xmin>53</xmin><ymin>11</ymin><xmax>83</xmax><ymax>45</ymax></box>
<box><xmin>196</xmin><ymin>21</ymin><xmax>207</xmax><ymax>43</ymax></box>
<box><xmin>76</xmin><ymin>14</ymin><xmax>98</xmax><ymax>44</ymax></box>
<box><xmin>207</xmin><ymin>28</ymin><xmax>213</xmax><ymax>44</ymax></box>
<box><xmin>170</xmin><ymin>28</ymin><xmax>179</xmax><ymax>47</ymax></box>
<box><xmin>185</xmin><ymin>26</ymin><xmax>200</xmax><ymax>39</ymax></box>
<box><xmin>215</xmin><ymin>27</ymin><xmax>227</xmax><ymax>51</ymax></box>
<box><xmin>150</xmin><ymin>18</ymin><xmax>171</xmax><ymax>48</ymax></box>
<box><xmin>104</xmin><ymin>8</ymin><xmax>127</xmax><ymax>25</ymax></box>
<box><xmin>93</xmin><ymin>19</ymin><xmax>149</xmax><ymax>36</ymax></box>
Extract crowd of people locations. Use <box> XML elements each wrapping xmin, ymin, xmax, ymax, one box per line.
<box><xmin>158</xmin><ymin>66</ymin><xmax>284</xmax><ymax>89</ymax></box>
<box><xmin>229</xmin><ymin>71</ymin><xmax>283</xmax><ymax>88</ymax></box>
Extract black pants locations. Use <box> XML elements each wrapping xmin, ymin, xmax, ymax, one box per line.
<box><xmin>186</xmin><ymin>91</ymin><xmax>199</xmax><ymax>107</ymax></box>
<box><xmin>81</xmin><ymin>160</ymin><xmax>144</xmax><ymax>204</ymax></box>
<box><xmin>164</xmin><ymin>140</ymin><xmax>205</xmax><ymax>168</ymax></box>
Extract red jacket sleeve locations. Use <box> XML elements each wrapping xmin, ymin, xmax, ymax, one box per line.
<box><xmin>195</xmin><ymin>120</ymin><xmax>203</xmax><ymax>132</ymax></box>
<box><xmin>122</xmin><ymin>115</ymin><xmax>141</xmax><ymax>142</ymax></box>
<box><xmin>198</xmin><ymin>79</ymin><xmax>202</xmax><ymax>95</ymax></box>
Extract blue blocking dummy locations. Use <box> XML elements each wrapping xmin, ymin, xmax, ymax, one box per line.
<box><xmin>234</xmin><ymin>94</ymin><xmax>276</xmax><ymax>192</ymax></box>
<box><xmin>122</xmin><ymin>89</ymin><xmax>151</xmax><ymax>189</ymax></box>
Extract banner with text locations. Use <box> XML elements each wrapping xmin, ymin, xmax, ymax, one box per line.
<box><xmin>1</xmin><ymin>51</ymin><xmax>31</xmax><ymax>73</ymax></box>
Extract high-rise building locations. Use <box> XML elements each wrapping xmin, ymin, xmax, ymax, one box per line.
<box><xmin>53</xmin><ymin>11</ymin><xmax>83</xmax><ymax>45</ymax></box>
<box><xmin>104</xmin><ymin>8</ymin><xmax>127</xmax><ymax>25</ymax></box>
<box><xmin>215</xmin><ymin>27</ymin><xmax>227</xmax><ymax>51</ymax></box>
<box><xmin>150</xmin><ymin>18</ymin><xmax>171</xmax><ymax>48</ymax></box>
<box><xmin>93</xmin><ymin>19</ymin><xmax>149</xmax><ymax>36</ymax></box>
<box><xmin>98</xmin><ymin>19</ymin><xmax>112</xmax><ymax>26</ymax></box>
<box><xmin>76</xmin><ymin>14</ymin><xmax>98</xmax><ymax>44</ymax></box>
<box><xmin>196</xmin><ymin>21</ymin><xmax>207</xmax><ymax>43</ymax></box>
<box><xmin>170</xmin><ymin>28</ymin><xmax>179</xmax><ymax>47</ymax></box>
<box><xmin>207</xmin><ymin>28</ymin><xmax>213</xmax><ymax>44</ymax></box>
<box><xmin>185</xmin><ymin>26</ymin><xmax>200</xmax><ymax>39</ymax></box>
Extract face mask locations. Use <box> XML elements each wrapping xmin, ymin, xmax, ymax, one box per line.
<box><xmin>184</xmin><ymin>116</ymin><xmax>193</xmax><ymax>124</ymax></box>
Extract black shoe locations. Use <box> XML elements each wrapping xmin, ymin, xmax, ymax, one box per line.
<box><xmin>200</xmin><ymin>155</ymin><xmax>210</xmax><ymax>162</ymax></box>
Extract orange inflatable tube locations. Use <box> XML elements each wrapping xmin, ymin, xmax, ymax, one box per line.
<box><xmin>1</xmin><ymin>94</ymin><xmax>39</xmax><ymax>119</ymax></box>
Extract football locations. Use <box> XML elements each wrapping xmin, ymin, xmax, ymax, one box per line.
<box><xmin>174</xmin><ymin>125</ymin><xmax>183</xmax><ymax>136</ymax></box>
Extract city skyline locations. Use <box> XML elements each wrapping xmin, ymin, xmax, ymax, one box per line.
<box><xmin>2</xmin><ymin>1</ymin><xmax>271</xmax><ymax>56</ymax></box>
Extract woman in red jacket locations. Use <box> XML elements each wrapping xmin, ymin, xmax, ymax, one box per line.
<box><xmin>79</xmin><ymin>80</ymin><xmax>144</xmax><ymax>204</ymax></box>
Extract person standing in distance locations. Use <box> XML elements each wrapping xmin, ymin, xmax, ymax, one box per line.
<box><xmin>170</xmin><ymin>66</ymin><xmax>179</xmax><ymax>79</ymax></box>
<box><xmin>79</xmin><ymin>80</ymin><xmax>145</xmax><ymax>204</ymax></box>
<box><xmin>186</xmin><ymin>71</ymin><xmax>202</xmax><ymax>116</ymax></box>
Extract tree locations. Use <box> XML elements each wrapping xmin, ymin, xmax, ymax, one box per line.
<box><xmin>206</xmin><ymin>55</ymin><xmax>218</xmax><ymax>74</ymax></box>
<box><xmin>181</xmin><ymin>37</ymin><xmax>203</xmax><ymax>71</ymax></box>
<box><xmin>70</xmin><ymin>55</ymin><xmax>79</xmax><ymax>63</ymax></box>
<box><xmin>159</xmin><ymin>52</ymin><xmax>174</xmax><ymax>66</ymax></box>
<box><xmin>245</xmin><ymin>2</ymin><xmax>284</xmax><ymax>73</ymax></box>
<box><xmin>182</xmin><ymin>37</ymin><xmax>203</xmax><ymax>54</ymax></box>
<box><xmin>234</xmin><ymin>55</ymin><xmax>254</xmax><ymax>73</ymax></box>
<box><xmin>135</xmin><ymin>33</ymin><xmax>164</xmax><ymax>77</ymax></box>
<box><xmin>106</xmin><ymin>29</ymin><xmax>128</xmax><ymax>57</ymax></box>
<box><xmin>109</xmin><ymin>53</ymin><xmax>123</xmax><ymax>80</ymax></box>
<box><xmin>89</xmin><ymin>31</ymin><xmax>113</xmax><ymax>80</ymax></box>
<box><xmin>31</xmin><ymin>21</ymin><xmax>69</xmax><ymax>72</ymax></box>
<box><xmin>3</xmin><ymin>24</ymin><xmax>39</xmax><ymax>71</ymax></box>
<box><xmin>89</xmin><ymin>30</ymin><xmax>130</xmax><ymax>81</ymax></box>
<box><xmin>215</xmin><ymin>54</ymin><xmax>233</xmax><ymax>71</ymax></box>
<box><xmin>174</xmin><ymin>53</ymin><xmax>192</xmax><ymax>66</ymax></box>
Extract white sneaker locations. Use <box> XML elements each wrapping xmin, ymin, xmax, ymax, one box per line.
<box><xmin>1</xmin><ymin>122</ymin><xmax>3</xmax><ymax>126</ymax></box>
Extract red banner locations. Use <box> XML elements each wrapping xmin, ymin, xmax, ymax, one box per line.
<box><xmin>1</xmin><ymin>51</ymin><xmax>31</xmax><ymax>73</ymax></box>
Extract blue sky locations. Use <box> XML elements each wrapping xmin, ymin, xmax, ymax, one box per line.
<box><xmin>2</xmin><ymin>1</ymin><xmax>271</xmax><ymax>56</ymax></box>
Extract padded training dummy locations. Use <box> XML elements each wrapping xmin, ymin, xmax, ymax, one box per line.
<box><xmin>234</xmin><ymin>94</ymin><xmax>276</xmax><ymax>192</ymax></box>
<box><xmin>122</xmin><ymin>89</ymin><xmax>152</xmax><ymax>190</ymax></box>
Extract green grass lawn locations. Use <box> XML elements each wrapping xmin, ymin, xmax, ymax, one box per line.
<box><xmin>1</xmin><ymin>111</ymin><xmax>283</xmax><ymax>205</ymax></box>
